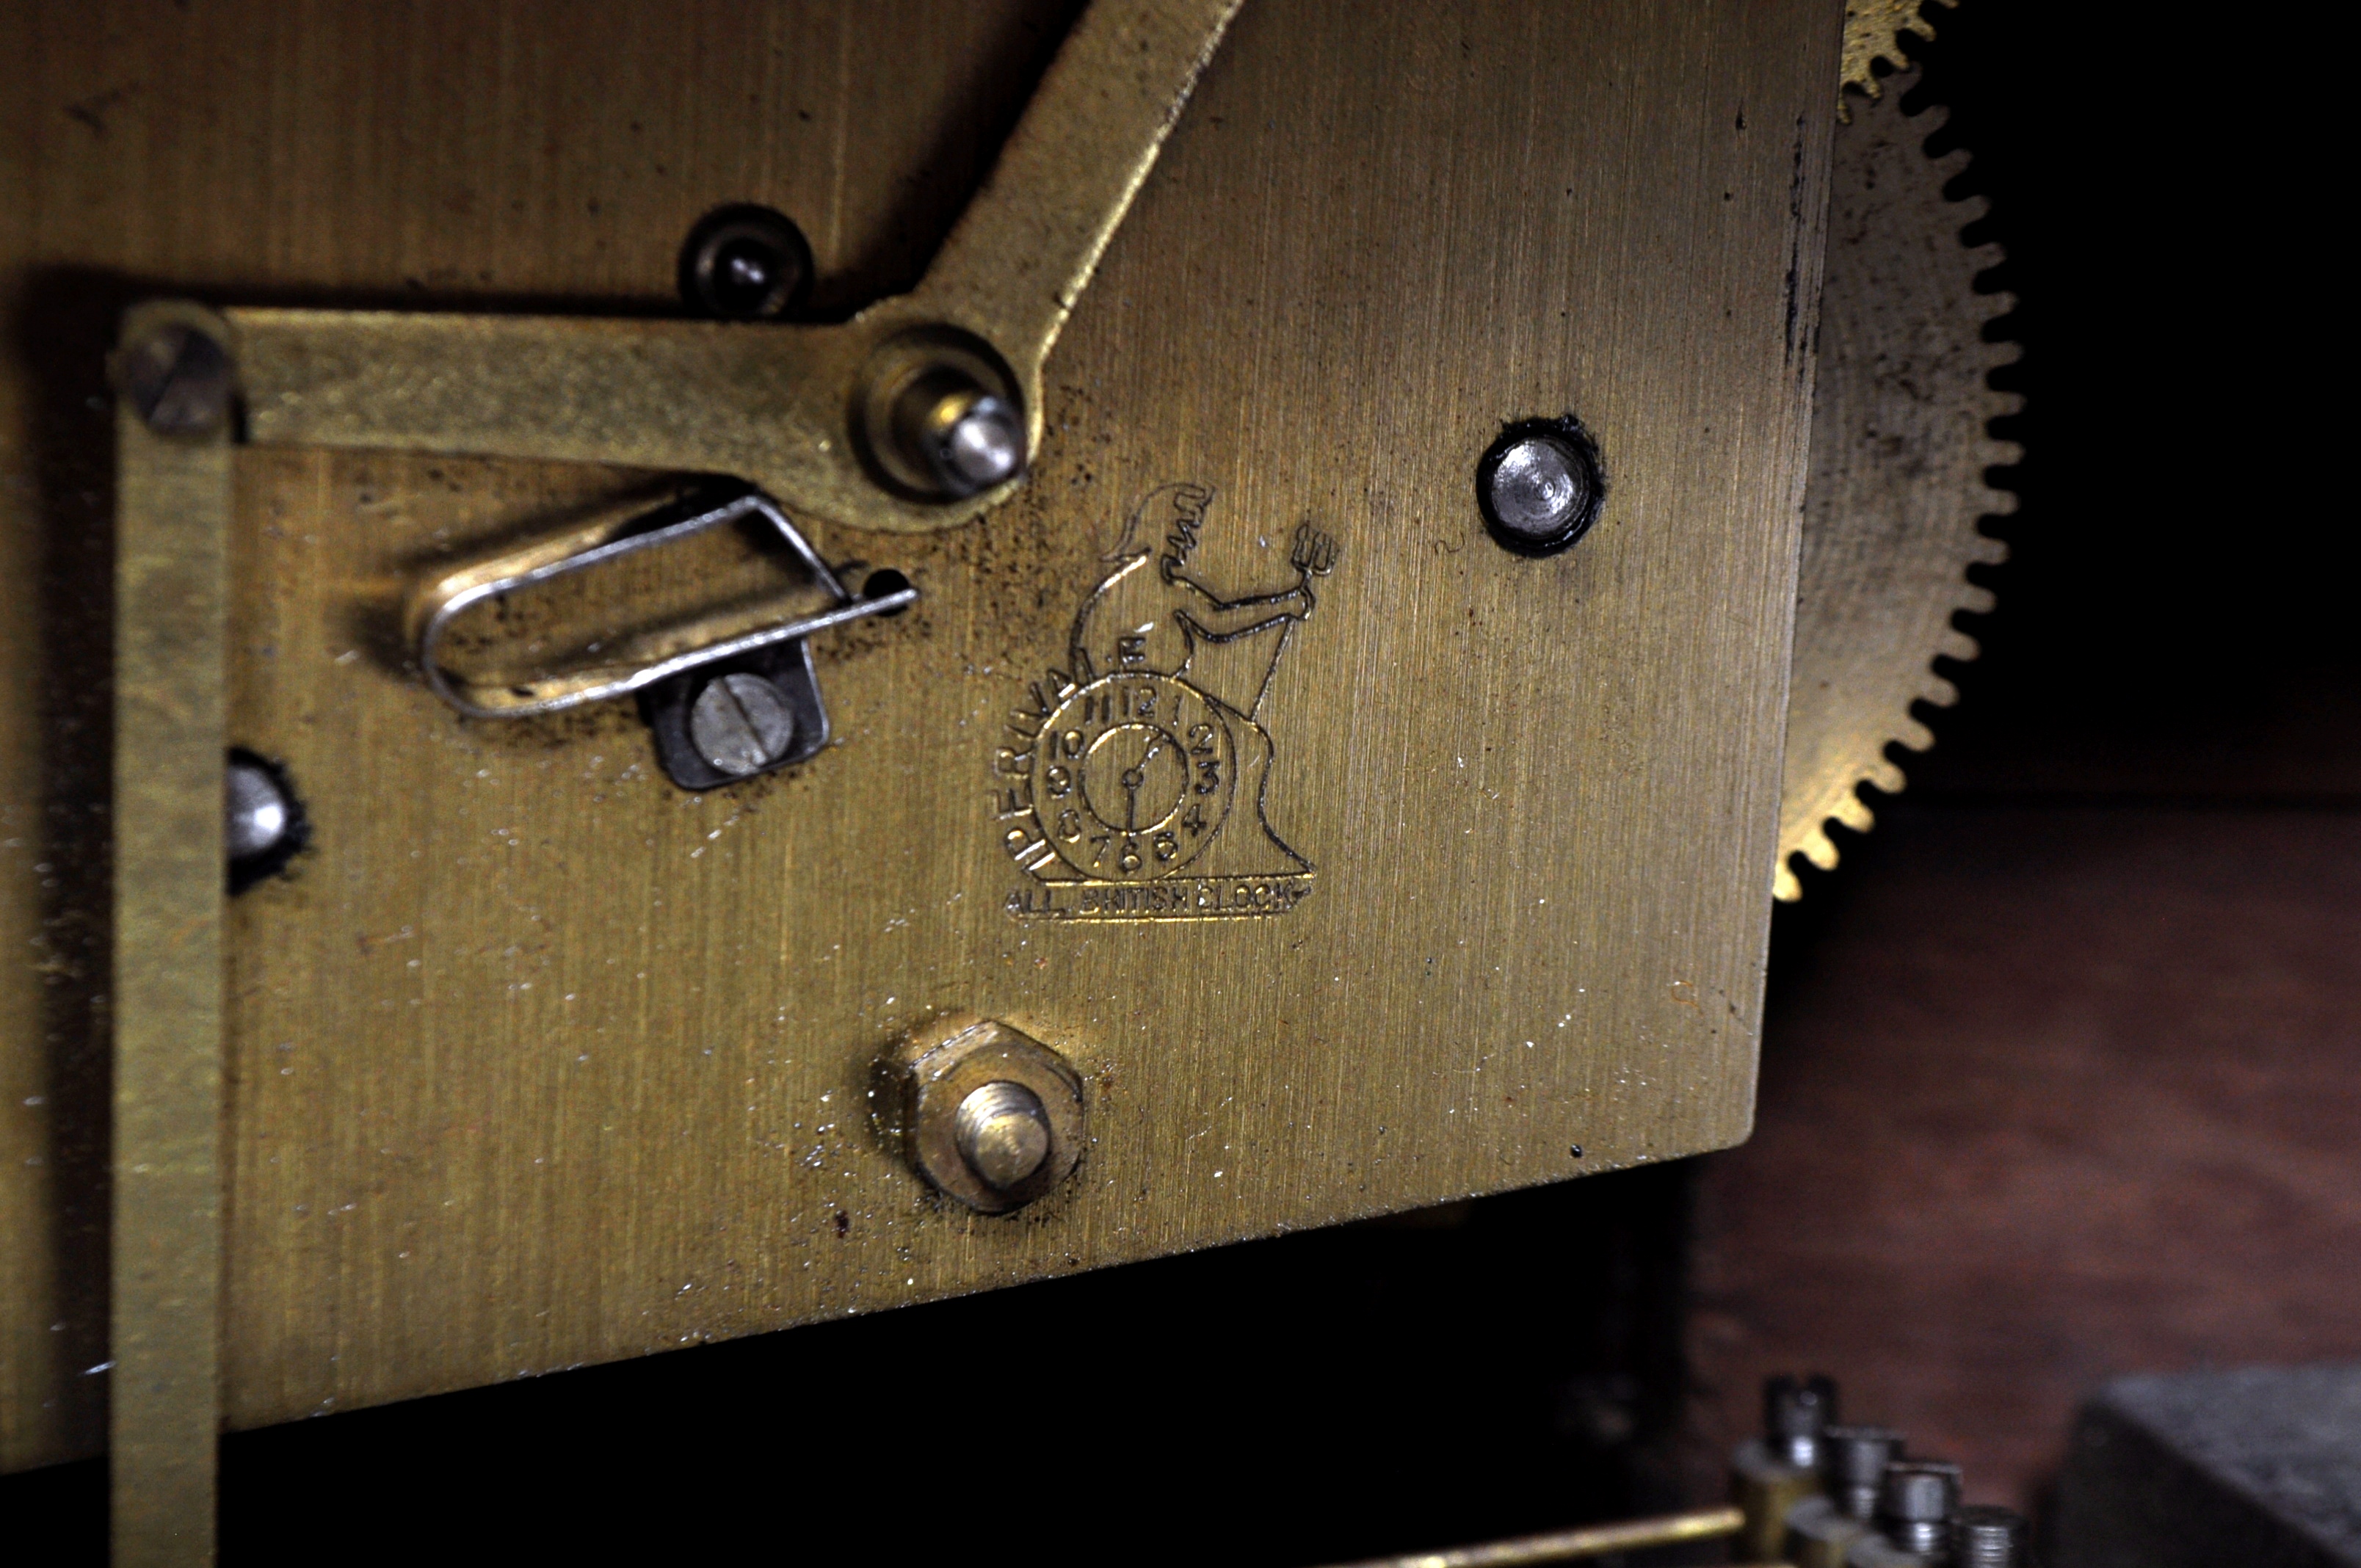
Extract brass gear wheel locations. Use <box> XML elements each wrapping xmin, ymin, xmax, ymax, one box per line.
<box><xmin>1777</xmin><ymin>62</ymin><xmax>2020</xmax><ymax>901</ymax></box>
<box><xmin>1838</xmin><ymin>0</ymin><xmax>1958</xmax><ymax>112</ymax></box>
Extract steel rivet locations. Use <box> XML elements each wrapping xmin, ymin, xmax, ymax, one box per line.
<box><xmin>679</xmin><ymin>204</ymin><xmax>813</xmax><ymax>321</ymax></box>
<box><xmin>1476</xmin><ymin>417</ymin><xmax>1606</xmax><ymax>556</ymax></box>
<box><xmin>225</xmin><ymin>749</ymin><xmax>305</xmax><ymax>893</ymax></box>
<box><xmin>225</xmin><ymin>761</ymin><xmax>289</xmax><ymax>861</ymax></box>
<box><xmin>115</xmin><ymin>324</ymin><xmax>233</xmax><ymax>437</ymax></box>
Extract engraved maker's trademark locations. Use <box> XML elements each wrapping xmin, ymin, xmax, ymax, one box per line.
<box><xmin>995</xmin><ymin>483</ymin><xmax>1340</xmax><ymax>921</ymax></box>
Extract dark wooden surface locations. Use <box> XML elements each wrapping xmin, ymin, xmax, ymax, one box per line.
<box><xmin>1686</xmin><ymin>0</ymin><xmax>2357</xmax><ymax>1526</ymax></box>
<box><xmin>1692</xmin><ymin>801</ymin><xmax>2361</xmax><ymax>1513</ymax></box>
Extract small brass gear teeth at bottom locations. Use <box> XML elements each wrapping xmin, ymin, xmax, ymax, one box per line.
<box><xmin>1777</xmin><ymin>69</ymin><xmax>2020</xmax><ymax>901</ymax></box>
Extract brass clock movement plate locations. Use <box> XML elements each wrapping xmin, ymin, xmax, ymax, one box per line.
<box><xmin>0</xmin><ymin>0</ymin><xmax>1838</xmax><ymax>1471</ymax></box>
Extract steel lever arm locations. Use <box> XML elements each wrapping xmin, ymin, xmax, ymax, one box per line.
<box><xmin>227</xmin><ymin>0</ymin><xmax>1244</xmax><ymax>537</ymax></box>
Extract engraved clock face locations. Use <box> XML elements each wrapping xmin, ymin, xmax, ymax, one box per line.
<box><xmin>1030</xmin><ymin>673</ymin><xmax>1236</xmax><ymax>880</ymax></box>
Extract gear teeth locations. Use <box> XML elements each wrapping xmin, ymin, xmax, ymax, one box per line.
<box><xmin>1838</xmin><ymin>0</ymin><xmax>1959</xmax><ymax>120</ymax></box>
<box><xmin>1779</xmin><ymin>62</ymin><xmax>2019</xmax><ymax>904</ymax></box>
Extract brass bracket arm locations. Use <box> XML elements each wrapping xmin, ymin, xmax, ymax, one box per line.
<box><xmin>226</xmin><ymin>0</ymin><xmax>1245</xmax><ymax>537</ymax></box>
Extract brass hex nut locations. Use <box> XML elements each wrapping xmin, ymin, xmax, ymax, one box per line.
<box><xmin>883</xmin><ymin>1015</ymin><xmax>1084</xmax><ymax>1213</ymax></box>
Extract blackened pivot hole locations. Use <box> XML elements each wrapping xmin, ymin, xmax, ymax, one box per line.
<box><xmin>1477</xmin><ymin>416</ymin><xmax>1607</xmax><ymax>556</ymax></box>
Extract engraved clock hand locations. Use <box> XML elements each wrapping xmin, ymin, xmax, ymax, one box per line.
<box><xmin>1119</xmin><ymin>725</ymin><xmax>1177</xmax><ymax>832</ymax></box>
<box><xmin>226</xmin><ymin>0</ymin><xmax>1246</xmax><ymax>538</ymax></box>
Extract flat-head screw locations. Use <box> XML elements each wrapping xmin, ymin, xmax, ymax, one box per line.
<box><xmin>689</xmin><ymin>672</ymin><xmax>798</xmax><ymax>777</ymax></box>
<box><xmin>953</xmin><ymin>1080</ymin><xmax>1053</xmax><ymax>1190</ymax></box>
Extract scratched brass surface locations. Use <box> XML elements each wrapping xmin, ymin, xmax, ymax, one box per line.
<box><xmin>0</xmin><ymin>0</ymin><xmax>1838</xmax><ymax>1467</ymax></box>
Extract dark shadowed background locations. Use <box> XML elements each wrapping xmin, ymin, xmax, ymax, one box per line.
<box><xmin>1693</xmin><ymin>0</ymin><xmax>2358</xmax><ymax>1539</ymax></box>
<box><xmin>7</xmin><ymin>1</ymin><xmax>2350</xmax><ymax>1561</ymax></box>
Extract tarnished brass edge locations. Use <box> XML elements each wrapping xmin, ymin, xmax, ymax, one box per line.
<box><xmin>110</xmin><ymin>302</ymin><xmax>231</xmax><ymax>1565</ymax></box>
<box><xmin>1314</xmin><ymin>1506</ymin><xmax>1747</xmax><ymax>1568</ymax></box>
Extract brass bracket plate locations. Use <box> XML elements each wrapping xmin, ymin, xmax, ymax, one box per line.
<box><xmin>109</xmin><ymin>302</ymin><xmax>233</xmax><ymax>1563</ymax></box>
<box><xmin>0</xmin><ymin>0</ymin><xmax>1841</xmax><ymax>1471</ymax></box>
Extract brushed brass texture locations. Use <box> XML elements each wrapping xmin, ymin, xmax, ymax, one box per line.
<box><xmin>1777</xmin><ymin>66</ymin><xmax>2016</xmax><ymax>899</ymax></box>
<box><xmin>0</xmin><ymin>0</ymin><xmax>1839</xmax><ymax>1467</ymax></box>
<box><xmin>227</xmin><ymin>0</ymin><xmax>1247</xmax><ymax>537</ymax></box>
<box><xmin>1837</xmin><ymin>0</ymin><xmax>1956</xmax><ymax>115</ymax></box>
<box><xmin>109</xmin><ymin>302</ymin><xmax>234</xmax><ymax>1564</ymax></box>
<box><xmin>0</xmin><ymin>0</ymin><xmax>1084</xmax><ymax>1470</ymax></box>
<box><xmin>405</xmin><ymin>485</ymin><xmax>914</xmax><ymax>719</ymax></box>
<box><xmin>882</xmin><ymin>1015</ymin><xmax>1084</xmax><ymax>1213</ymax></box>
<box><xmin>1316</xmin><ymin>1505</ymin><xmax>1747</xmax><ymax>1568</ymax></box>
